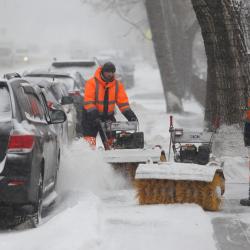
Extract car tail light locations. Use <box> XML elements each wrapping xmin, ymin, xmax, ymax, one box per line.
<box><xmin>69</xmin><ymin>90</ymin><xmax>81</xmax><ymax>96</ymax></box>
<box><xmin>8</xmin><ymin>180</ymin><xmax>25</xmax><ymax>186</ymax></box>
<box><xmin>8</xmin><ymin>134</ymin><xmax>35</xmax><ymax>153</ymax></box>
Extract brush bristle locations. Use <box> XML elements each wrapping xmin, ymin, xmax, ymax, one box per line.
<box><xmin>112</xmin><ymin>163</ymin><xmax>138</xmax><ymax>180</ymax></box>
<box><xmin>134</xmin><ymin>172</ymin><xmax>224</xmax><ymax>211</ymax></box>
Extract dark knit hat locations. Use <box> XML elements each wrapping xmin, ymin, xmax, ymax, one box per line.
<box><xmin>101</xmin><ymin>62</ymin><xmax>116</xmax><ymax>73</ymax></box>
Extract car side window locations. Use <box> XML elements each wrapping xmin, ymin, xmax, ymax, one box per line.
<box><xmin>45</xmin><ymin>89</ymin><xmax>58</xmax><ymax>104</ymax></box>
<box><xmin>50</xmin><ymin>85</ymin><xmax>61</xmax><ymax>101</ymax></box>
<box><xmin>18</xmin><ymin>87</ymin><xmax>33</xmax><ymax>116</ymax></box>
<box><xmin>38</xmin><ymin>92</ymin><xmax>51</xmax><ymax>122</ymax></box>
<box><xmin>0</xmin><ymin>85</ymin><xmax>12</xmax><ymax>119</ymax></box>
<box><xmin>26</xmin><ymin>93</ymin><xmax>46</xmax><ymax>121</ymax></box>
<box><xmin>18</xmin><ymin>87</ymin><xmax>46</xmax><ymax>122</ymax></box>
<box><xmin>54</xmin><ymin>85</ymin><xmax>64</xmax><ymax>100</ymax></box>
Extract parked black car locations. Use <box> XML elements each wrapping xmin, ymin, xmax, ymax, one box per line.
<box><xmin>49</xmin><ymin>60</ymin><xmax>98</xmax><ymax>134</ymax></box>
<box><xmin>0</xmin><ymin>76</ymin><xmax>66</xmax><ymax>227</ymax></box>
<box><xmin>24</xmin><ymin>77</ymin><xmax>77</xmax><ymax>148</ymax></box>
<box><xmin>24</xmin><ymin>71</ymin><xmax>83</xmax><ymax>137</ymax></box>
<box><xmin>36</xmin><ymin>81</ymin><xmax>68</xmax><ymax>147</ymax></box>
<box><xmin>32</xmin><ymin>80</ymin><xmax>76</xmax><ymax>145</ymax></box>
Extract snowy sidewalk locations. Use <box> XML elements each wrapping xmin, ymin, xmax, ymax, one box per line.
<box><xmin>1</xmin><ymin>62</ymin><xmax>250</xmax><ymax>250</ymax></box>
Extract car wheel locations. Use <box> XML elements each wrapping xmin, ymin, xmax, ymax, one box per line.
<box><xmin>30</xmin><ymin>171</ymin><xmax>43</xmax><ymax>228</ymax></box>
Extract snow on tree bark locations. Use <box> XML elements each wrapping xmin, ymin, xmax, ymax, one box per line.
<box><xmin>191</xmin><ymin>0</ymin><xmax>250</xmax><ymax>127</ymax></box>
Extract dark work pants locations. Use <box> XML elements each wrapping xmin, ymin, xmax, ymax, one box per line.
<box><xmin>82</xmin><ymin>108</ymin><xmax>115</xmax><ymax>138</ymax></box>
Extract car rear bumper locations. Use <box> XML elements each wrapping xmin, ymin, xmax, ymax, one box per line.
<box><xmin>0</xmin><ymin>152</ymin><xmax>41</xmax><ymax>206</ymax></box>
<box><xmin>0</xmin><ymin>176</ymin><xmax>32</xmax><ymax>204</ymax></box>
<box><xmin>0</xmin><ymin>176</ymin><xmax>39</xmax><ymax>217</ymax></box>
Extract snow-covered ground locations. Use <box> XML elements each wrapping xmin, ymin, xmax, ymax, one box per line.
<box><xmin>0</xmin><ymin>62</ymin><xmax>250</xmax><ymax>250</ymax></box>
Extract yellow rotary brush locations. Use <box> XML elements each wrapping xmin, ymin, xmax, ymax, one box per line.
<box><xmin>134</xmin><ymin>164</ymin><xmax>225</xmax><ymax>211</ymax></box>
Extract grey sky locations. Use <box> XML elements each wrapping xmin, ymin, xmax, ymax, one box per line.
<box><xmin>0</xmin><ymin>0</ymin><xmax>134</xmax><ymax>52</ymax></box>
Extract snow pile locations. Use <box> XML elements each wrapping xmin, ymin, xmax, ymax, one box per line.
<box><xmin>0</xmin><ymin>193</ymin><xmax>102</xmax><ymax>250</ymax></box>
<box><xmin>213</xmin><ymin>125</ymin><xmax>247</xmax><ymax>157</ymax></box>
<box><xmin>0</xmin><ymin>140</ymin><xmax>127</xmax><ymax>250</ymax></box>
<box><xmin>223</xmin><ymin>156</ymin><xmax>249</xmax><ymax>199</ymax></box>
<box><xmin>58</xmin><ymin>139</ymin><xmax>127</xmax><ymax>196</ymax></box>
<box><xmin>1</xmin><ymin>61</ymin><xmax>250</xmax><ymax>249</ymax></box>
<box><xmin>101</xmin><ymin>203</ymin><xmax>217</xmax><ymax>250</ymax></box>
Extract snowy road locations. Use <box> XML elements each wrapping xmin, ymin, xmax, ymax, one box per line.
<box><xmin>212</xmin><ymin>199</ymin><xmax>250</xmax><ymax>250</ymax></box>
<box><xmin>210</xmin><ymin>157</ymin><xmax>250</xmax><ymax>250</ymax></box>
<box><xmin>1</xmin><ymin>62</ymin><xmax>250</xmax><ymax>250</ymax></box>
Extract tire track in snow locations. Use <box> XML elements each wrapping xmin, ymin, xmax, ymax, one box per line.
<box><xmin>211</xmin><ymin>199</ymin><xmax>250</xmax><ymax>250</ymax></box>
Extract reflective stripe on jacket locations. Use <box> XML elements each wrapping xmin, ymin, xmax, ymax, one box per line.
<box><xmin>84</xmin><ymin>67</ymin><xmax>130</xmax><ymax>115</ymax></box>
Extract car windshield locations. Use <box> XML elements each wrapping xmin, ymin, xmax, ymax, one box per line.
<box><xmin>50</xmin><ymin>85</ymin><xmax>63</xmax><ymax>101</ymax></box>
<box><xmin>25</xmin><ymin>76</ymin><xmax>77</xmax><ymax>91</ymax></box>
<box><xmin>55</xmin><ymin>83</ymin><xmax>68</xmax><ymax>96</ymax></box>
<box><xmin>51</xmin><ymin>62</ymin><xmax>98</xmax><ymax>80</ymax></box>
<box><xmin>0</xmin><ymin>86</ymin><xmax>12</xmax><ymax>120</ymax></box>
<box><xmin>44</xmin><ymin>88</ymin><xmax>58</xmax><ymax>103</ymax></box>
<box><xmin>75</xmin><ymin>66</ymin><xmax>97</xmax><ymax>80</ymax></box>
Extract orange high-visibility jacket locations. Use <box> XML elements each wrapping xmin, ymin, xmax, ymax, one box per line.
<box><xmin>84</xmin><ymin>67</ymin><xmax>130</xmax><ymax>115</ymax></box>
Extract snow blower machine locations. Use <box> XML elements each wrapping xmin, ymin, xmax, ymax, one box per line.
<box><xmin>134</xmin><ymin>116</ymin><xmax>225</xmax><ymax>211</ymax></box>
<box><xmin>99</xmin><ymin>121</ymin><xmax>165</xmax><ymax>180</ymax></box>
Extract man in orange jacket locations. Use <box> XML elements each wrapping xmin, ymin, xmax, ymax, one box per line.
<box><xmin>82</xmin><ymin>62</ymin><xmax>138</xmax><ymax>147</ymax></box>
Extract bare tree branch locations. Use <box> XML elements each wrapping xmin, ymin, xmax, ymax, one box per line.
<box><xmin>80</xmin><ymin>0</ymin><xmax>149</xmax><ymax>39</ymax></box>
<box><xmin>114</xmin><ymin>5</ymin><xmax>150</xmax><ymax>40</ymax></box>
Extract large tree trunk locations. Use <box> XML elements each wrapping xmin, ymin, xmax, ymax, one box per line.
<box><xmin>244</xmin><ymin>0</ymin><xmax>250</xmax><ymax>50</ymax></box>
<box><xmin>145</xmin><ymin>0</ymin><xmax>183</xmax><ymax>113</ymax></box>
<box><xmin>145</xmin><ymin>0</ymin><xmax>203</xmax><ymax>112</ymax></box>
<box><xmin>191</xmin><ymin>0</ymin><xmax>250</xmax><ymax>128</ymax></box>
<box><xmin>163</xmin><ymin>0</ymin><xmax>200</xmax><ymax>96</ymax></box>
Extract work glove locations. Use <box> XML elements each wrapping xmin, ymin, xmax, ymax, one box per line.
<box><xmin>93</xmin><ymin>117</ymin><xmax>101</xmax><ymax>127</ymax></box>
<box><xmin>123</xmin><ymin>109</ymin><xmax>138</xmax><ymax>122</ymax></box>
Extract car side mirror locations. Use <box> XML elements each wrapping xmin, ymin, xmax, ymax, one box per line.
<box><xmin>50</xmin><ymin>109</ymin><xmax>67</xmax><ymax>124</ymax></box>
<box><xmin>61</xmin><ymin>96</ymin><xmax>74</xmax><ymax>105</ymax></box>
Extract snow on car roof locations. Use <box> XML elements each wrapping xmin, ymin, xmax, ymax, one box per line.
<box><xmin>24</xmin><ymin>71</ymin><xmax>73</xmax><ymax>79</ymax></box>
<box><xmin>51</xmin><ymin>60</ymin><xmax>96</xmax><ymax>68</ymax></box>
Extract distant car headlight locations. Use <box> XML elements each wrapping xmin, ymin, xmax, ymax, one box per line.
<box><xmin>23</xmin><ymin>56</ymin><xmax>29</xmax><ymax>62</ymax></box>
